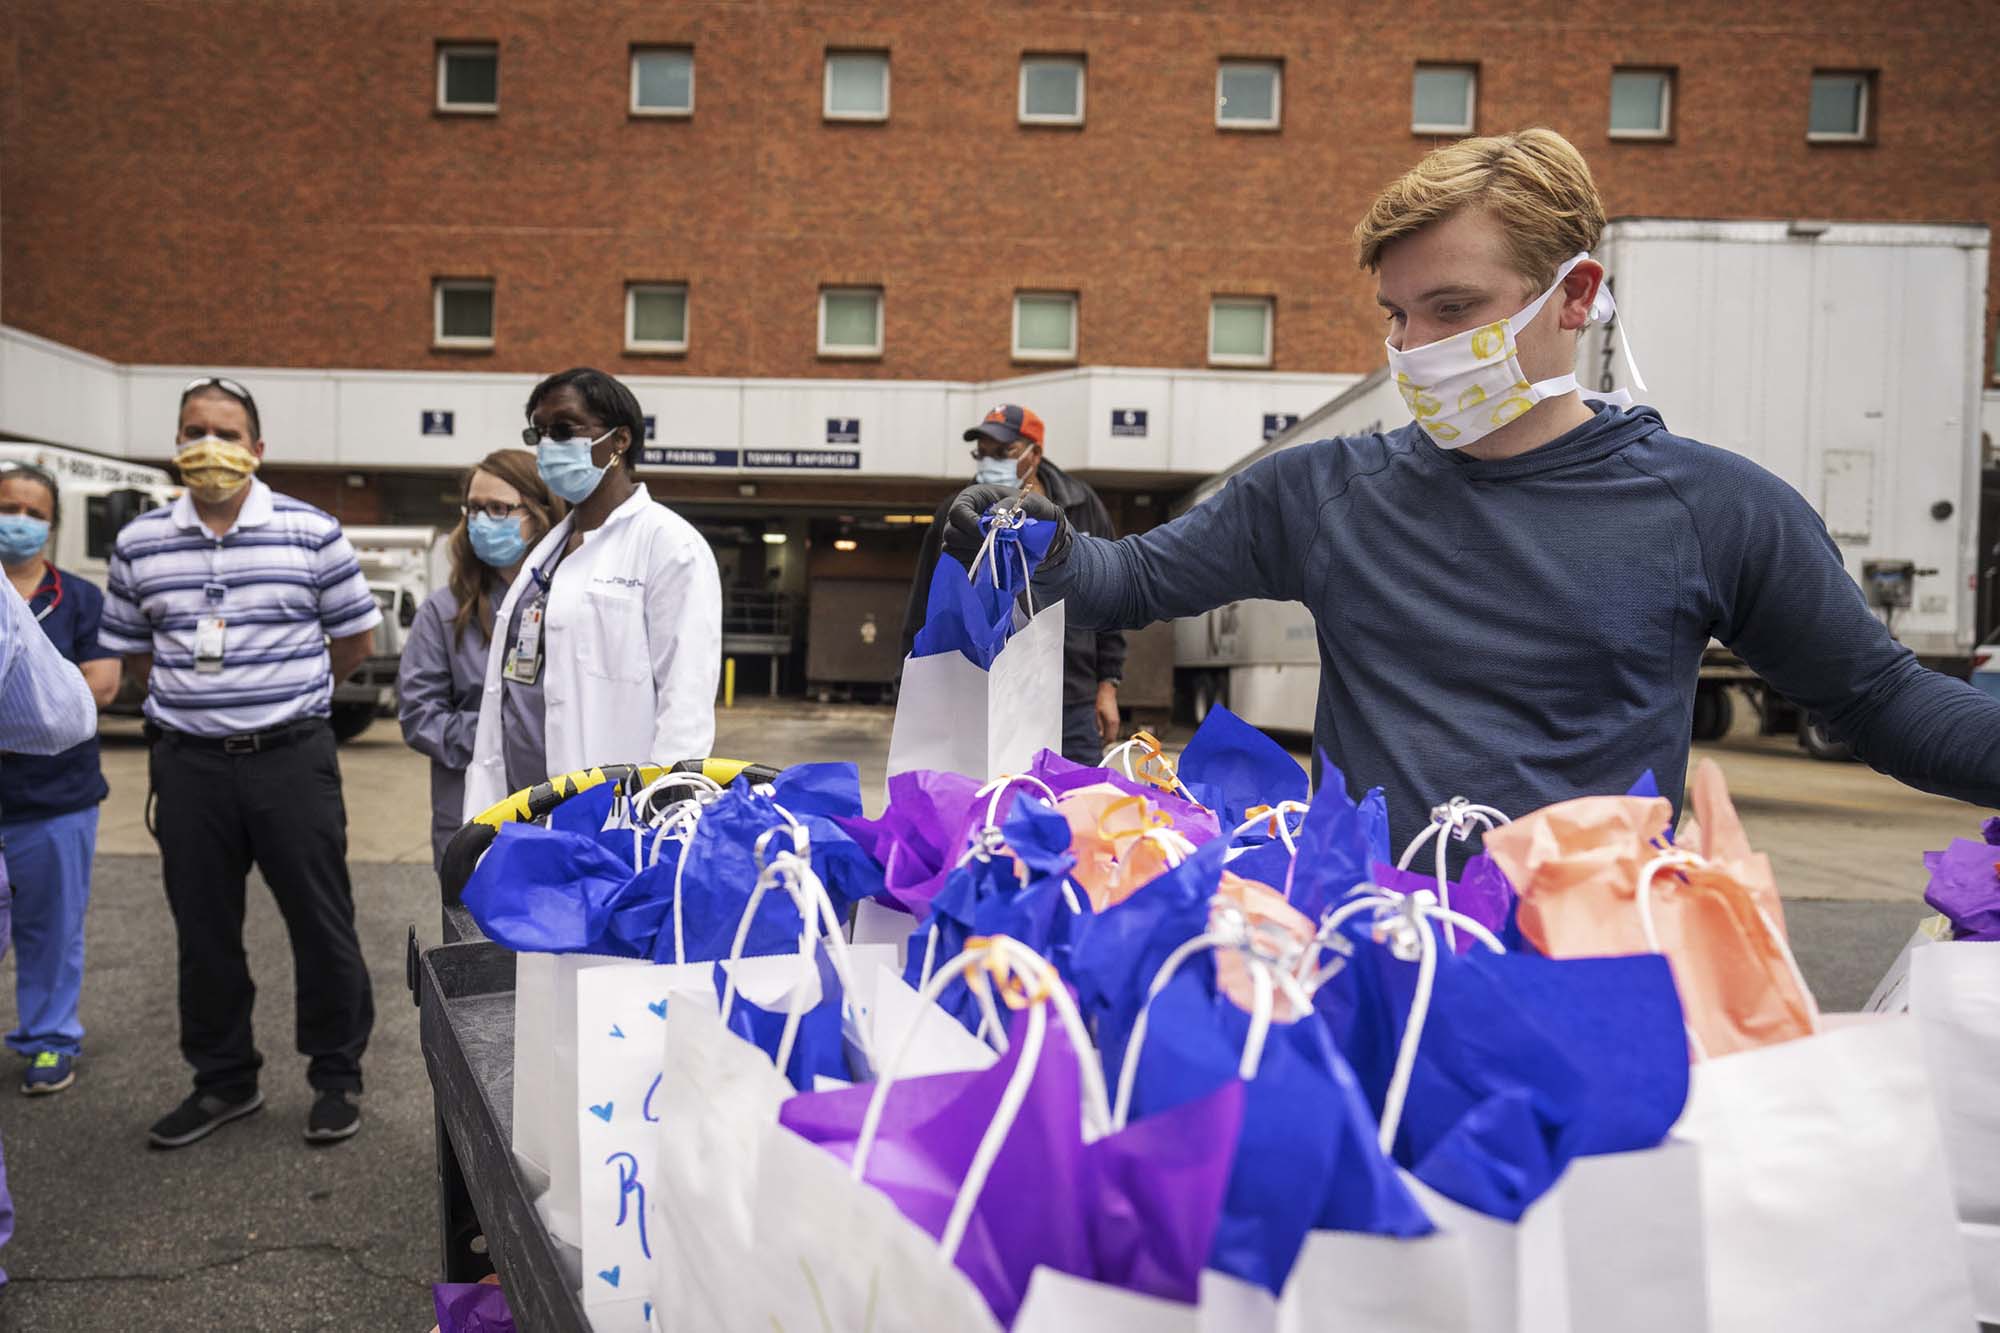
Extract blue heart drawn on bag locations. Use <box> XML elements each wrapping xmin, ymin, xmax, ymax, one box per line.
<box><xmin>589</xmin><ymin>1102</ymin><xmax>613</xmax><ymax>1122</ymax></box>
<box><xmin>648</xmin><ymin>998</ymin><xmax>668</xmax><ymax>1018</ymax></box>
<box><xmin>598</xmin><ymin>1266</ymin><xmax>620</xmax><ymax>1288</ymax></box>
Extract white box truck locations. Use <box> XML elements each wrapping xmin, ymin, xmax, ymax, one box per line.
<box><xmin>1174</xmin><ymin>218</ymin><xmax>1992</xmax><ymax>760</ymax></box>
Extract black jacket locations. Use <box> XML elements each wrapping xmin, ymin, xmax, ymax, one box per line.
<box><xmin>900</xmin><ymin>459</ymin><xmax>1126</xmax><ymax>710</ymax></box>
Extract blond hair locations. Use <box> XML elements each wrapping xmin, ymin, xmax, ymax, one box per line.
<box><xmin>1354</xmin><ymin>128</ymin><xmax>1606</xmax><ymax>288</ymax></box>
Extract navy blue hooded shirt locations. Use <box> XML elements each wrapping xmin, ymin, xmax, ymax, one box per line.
<box><xmin>1038</xmin><ymin>403</ymin><xmax>2000</xmax><ymax>849</ymax></box>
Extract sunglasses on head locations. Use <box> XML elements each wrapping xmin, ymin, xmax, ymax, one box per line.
<box><xmin>182</xmin><ymin>376</ymin><xmax>257</xmax><ymax>408</ymax></box>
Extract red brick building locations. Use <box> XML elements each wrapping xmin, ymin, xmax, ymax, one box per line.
<box><xmin>5</xmin><ymin>0</ymin><xmax>1997</xmax><ymax>386</ymax></box>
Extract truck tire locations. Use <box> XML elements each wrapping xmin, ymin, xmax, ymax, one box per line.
<box><xmin>1191</xmin><ymin>673</ymin><xmax>1225</xmax><ymax>726</ymax></box>
<box><xmin>1690</xmin><ymin>684</ymin><xmax>1734</xmax><ymax>742</ymax></box>
<box><xmin>330</xmin><ymin>702</ymin><xmax>377</xmax><ymax>743</ymax></box>
<box><xmin>1798</xmin><ymin>716</ymin><xmax>1855</xmax><ymax>763</ymax></box>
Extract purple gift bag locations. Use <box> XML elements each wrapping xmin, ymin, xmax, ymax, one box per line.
<box><xmin>431</xmin><ymin>1281</ymin><xmax>514</xmax><ymax>1333</ymax></box>
<box><xmin>780</xmin><ymin>1005</ymin><xmax>1241</xmax><ymax>1326</ymax></box>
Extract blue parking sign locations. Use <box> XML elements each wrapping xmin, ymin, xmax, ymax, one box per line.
<box><xmin>826</xmin><ymin>417</ymin><xmax>861</xmax><ymax>444</ymax></box>
<box><xmin>1110</xmin><ymin>409</ymin><xmax>1148</xmax><ymax>437</ymax></box>
<box><xmin>1262</xmin><ymin>412</ymin><xmax>1300</xmax><ymax>440</ymax></box>
<box><xmin>422</xmin><ymin>410</ymin><xmax>455</xmax><ymax>437</ymax></box>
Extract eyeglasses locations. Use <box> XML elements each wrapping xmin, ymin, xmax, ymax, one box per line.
<box><xmin>461</xmin><ymin>501</ymin><xmax>528</xmax><ymax>521</ymax></box>
<box><xmin>967</xmin><ymin>440</ymin><xmax>1028</xmax><ymax>462</ymax></box>
<box><xmin>521</xmin><ymin>422</ymin><xmax>614</xmax><ymax>448</ymax></box>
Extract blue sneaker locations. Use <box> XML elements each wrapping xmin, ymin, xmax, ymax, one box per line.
<box><xmin>22</xmin><ymin>1051</ymin><xmax>75</xmax><ymax>1095</ymax></box>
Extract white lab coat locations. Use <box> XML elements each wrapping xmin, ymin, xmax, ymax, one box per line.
<box><xmin>462</xmin><ymin>485</ymin><xmax>722</xmax><ymax>820</ymax></box>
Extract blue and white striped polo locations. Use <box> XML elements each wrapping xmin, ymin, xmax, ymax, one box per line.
<box><xmin>99</xmin><ymin>479</ymin><xmax>383</xmax><ymax>738</ymax></box>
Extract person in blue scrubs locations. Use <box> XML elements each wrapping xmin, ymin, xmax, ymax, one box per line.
<box><xmin>0</xmin><ymin>463</ymin><xmax>119</xmax><ymax>1095</ymax></box>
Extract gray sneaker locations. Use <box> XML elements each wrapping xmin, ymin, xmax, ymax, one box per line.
<box><xmin>304</xmin><ymin>1089</ymin><xmax>361</xmax><ymax>1144</ymax></box>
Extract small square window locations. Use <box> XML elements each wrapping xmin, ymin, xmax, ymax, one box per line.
<box><xmin>1013</xmin><ymin>292</ymin><xmax>1077</xmax><ymax>361</ymax></box>
<box><xmin>627</xmin><ymin>284</ymin><xmax>688</xmax><ymax>353</ymax></box>
<box><xmin>631</xmin><ymin>48</ymin><xmax>694</xmax><ymax>116</ymax></box>
<box><xmin>437</xmin><ymin>44</ymin><xmax>498</xmax><ymax>114</ymax></box>
<box><xmin>1809</xmin><ymin>71</ymin><xmax>1871</xmax><ymax>142</ymax></box>
<box><xmin>819</xmin><ymin>288</ymin><xmax>883</xmax><ymax>357</ymax></box>
<box><xmin>825</xmin><ymin>50</ymin><xmax>890</xmax><ymax>122</ymax></box>
<box><xmin>1019</xmin><ymin>55</ymin><xmax>1085</xmax><ymax>125</ymax></box>
<box><xmin>1412</xmin><ymin>64</ymin><xmax>1476</xmax><ymax>135</ymax></box>
<box><xmin>434</xmin><ymin>280</ymin><xmax>494</xmax><ymax>349</ymax></box>
<box><xmin>1209</xmin><ymin>297</ymin><xmax>1272</xmax><ymax>367</ymax></box>
<box><xmin>1217</xmin><ymin>60</ymin><xmax>1282</xmax><ymax>130</ymax></box>
<box><xmin>1609</xmin><ymin>68</ymin><xmax>1673</xmax><ymax>139</ymax></box>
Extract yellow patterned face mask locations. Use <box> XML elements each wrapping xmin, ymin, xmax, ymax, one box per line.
<box><xmin>1384</xmin><ymin>251</ymin><xmax>1632</xmax><ymax>451</ymax></box>
<box><xmin>176</xmin><ymin>435</ymin><xmax>261</xmax><ymax>503</ymax></box>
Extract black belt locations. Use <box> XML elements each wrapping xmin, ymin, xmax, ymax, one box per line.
<box><xmin>145</xmin><ymin>718</ymin><xmax>328</xmax><ymax>755</ymax></box>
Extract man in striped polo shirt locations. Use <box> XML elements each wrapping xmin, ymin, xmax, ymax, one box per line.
<box><xmin>101</xmin><ymin>377</ymin><xmax>382</xmax><ymax>1149</ymax></box>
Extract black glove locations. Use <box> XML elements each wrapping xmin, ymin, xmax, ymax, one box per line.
<box><xmin>941</xmin><ymin>485</ymin><xmax>1073</xmax><ymax>572</ymax></box>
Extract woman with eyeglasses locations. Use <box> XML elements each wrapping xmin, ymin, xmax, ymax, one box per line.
<box><xmin>460</xmin><ymin>368</ymin><xmax>722</xmax><ymax>821</ymax></box>
<box><xmin>0</xmin><ymin>462</ymin><xmax>119</xmax><ymax>1097</ymax></box>
<box><xmin>397</xmin><ymin>449</ymin><xmax>562</xmax><ymax>870</ymax></box>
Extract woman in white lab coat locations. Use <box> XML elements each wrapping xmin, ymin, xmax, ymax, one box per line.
<box><xmin>462</xmin><ymin>368</ymin><xmax>723</xmax><ymax>819</ymax></box>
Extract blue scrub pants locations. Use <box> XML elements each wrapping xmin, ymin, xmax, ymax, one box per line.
<box><xmin>2</xmin><ymin>806</ymin><xmax>98</xmax><ymax>1058</ymax></box>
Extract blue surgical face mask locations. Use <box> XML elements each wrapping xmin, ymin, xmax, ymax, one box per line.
<box><xmin>0</xmin><ymin>515</ymin><xmax>50</xmax><ymax>565</ymax></box>
<box><xmin>535</xmin><ymin>430</ymin><xmax>619</xmax><ymax>504</ymax></box>
<box><xmin>973</xmin><ymin>454</ymin><xmax>1020</xmax><ymax>488</ymax></box>
<box><xmin>466</xmin><ymin>513</ymin><xmax>527</xmax><ymax>569</ymax></box>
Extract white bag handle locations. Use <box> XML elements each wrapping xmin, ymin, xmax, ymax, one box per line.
<box><xmin>969</xmin><ymin>502</ymin><xmax>1038</xmax><ymax>617</ymax></box>
<box><xmin>1315</xmin><ymin>886</ymin><xmax>1505</xmax><ymax>1153</ymax></box>
<box><xmin>1634</xmin><ymin>848</ymin><xmax>1821</xmax><ymax>1062</ymax></box>
<box><xmin>1222</xmin><ymin>801</ymin><xmax>1309</xmax><ymax>863</ymax></box>
<box><xmin>1394</xmin><ymin>796</ymin><xmax>1510</xmax><ymax>950</ymax></box>
<box><xmin>915</xmin><ymin>773</ymin><xmax>1079</xmax><ymax>993</ymax></box>
<box><xmin>1099</xmin><ymin>735</ymin><xmax>1200</xmax><ymax>805</ymax></box>
<box><xmin>1110</xmin><ymin>899</ymin><xmax>1318</xmax><ymax>1130</ymax></box>
<box><xmin>714</xmin><ymin>814</ymin><xmax>874</xmax><ymax>1077</ymax></box>
<box><xmin>851</xmin><ymin>934</ymin><xmax>1111</xmax><ymax>1267</ymax></box>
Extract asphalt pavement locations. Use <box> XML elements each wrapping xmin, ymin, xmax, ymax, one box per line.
<box><xmin>0</xmin><ymin>702</ymin><xmax>1981</xmax><ymax>1330</ymax></box>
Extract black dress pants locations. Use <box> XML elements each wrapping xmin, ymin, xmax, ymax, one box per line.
<box><xmin>150</xmin><ymin>722</ymin><xmax>374</xmax><ymax>1095</ymax></box>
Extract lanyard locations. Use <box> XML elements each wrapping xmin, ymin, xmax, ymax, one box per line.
<box><xmin>29</xmin><ymin>564</ymin><xmax>60</xmax><ymax>624</ymax></box>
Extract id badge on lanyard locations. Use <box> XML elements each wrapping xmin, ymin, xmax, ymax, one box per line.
<box><xmin>502</xmin><ymin>592</ymin><xmax>546</xmax><ymax>685</ymax></box>
<box><xmin>502</xmin><ymin>554</ymin><xmax>561</xmax><ymax>686</ymax></box>
<box><xmin>195</xmin><ymin>580</ymin><xmax>227</xmax><ymax>673</ymax></box>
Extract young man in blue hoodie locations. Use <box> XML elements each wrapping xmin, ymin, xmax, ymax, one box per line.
<box><xmin>940</xmin><ymin>127</ymin><xmax>2000</xmax><ymax>845</ymax></box>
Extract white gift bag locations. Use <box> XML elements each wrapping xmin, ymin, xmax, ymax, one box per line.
<box><xmin>1554</xmin><ymin>1138</ymin><xmax>1707</xmax><ymax>1333</ymax></box>
<box><xmin>538</xmin><ymin>952</ymin><xmax>648</xmax><ymax>1247</ymax></box>
<box><xmin>887</xmin><ymin>597</ymin><xmax>1064</xmax><ymax>781</ymax></box>
<box><xmin>739</xmin><ymin>935</ymin><xmax>1165</xmax><ymax>1333</ymax></box>
<box><xmin>1276</xmin><ymin>1226</ymin><xmax>1471</xmax><ymax>1333</ymax></box>
<box><xmin>576</xmin><ymin>961</ymin><xmax>741</xmax><ymax>1327</ymax></box>
<box><xmin>1199</xmin><ymin>1268</ymin><xmax>1278</xmax><ymax>1333</ymax></box>
<box><xmin>1963</xmin><ymin>1221</ymin><xmax>2000</xmax><ymax>1323</ymax></box>
<box><xmin>748</xmin><ymin>1117</ymin><xmax>1007</xmax><ymax>1333</ymax></box>
<box><xmin>1013</xmin><ymin>1265</ymin><xmax>1201</xmax><ymax>1332</ymax></box>
<box><xmin>1404</xmin><ymin>1176</ymin><xmax>1570</xmax><ymax>1333</ymax></box>
<box><xmin>648</xmin><ymin>961</ymin><xmax>986</xmax><ymax>1333</ymax></box>
<box><xmin>1911</xmin><ymin>940</ymin><xmax>2000</xmax><ymax>1224</ymax></box>
<box><xmin>511</xmin><ymin>949</ymin><xmax>558</xmax><ymax>1189</ymax></box>
<box><xmin>851</xmin><ymin>895</ymin><xmax>916</xmax><ymax>969</ymax></box>
<box><xmin>1675</xmin><ymin>1014</ymin><xmax>1978</xmax><ymax>1333</ymax></box>
<box><xmin>867</xmin><ymin>963</ymin><xmax>1002</xmax><ymax>1079</ymax></box>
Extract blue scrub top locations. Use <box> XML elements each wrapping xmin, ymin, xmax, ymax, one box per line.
<box><xmin>0</xmin><ymin>565</ymin><xmax>112</xmax><ymax>823</ymax></box>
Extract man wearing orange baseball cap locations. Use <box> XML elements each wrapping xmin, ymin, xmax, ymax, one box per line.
<box><xmin>901</xmin><ymin>403</ymin><xmax>1125</xmax><ymax>761</ymax></box>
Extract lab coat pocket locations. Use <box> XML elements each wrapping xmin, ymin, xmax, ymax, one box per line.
<box><xmin>578</xmin><ymin>587</ymin><xmax>651</xmax><ymax>685</ymax></box>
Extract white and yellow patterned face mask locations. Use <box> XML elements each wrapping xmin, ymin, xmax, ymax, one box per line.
<box><xmin>1385</xmin><ymin>251</ymin><xmax>1641</xmax><ymax>451</ymax></box>
<box><xmin>176</xmin><ymin>435</ymin><xmax>261</xmax><ymax>503</ymax></box>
